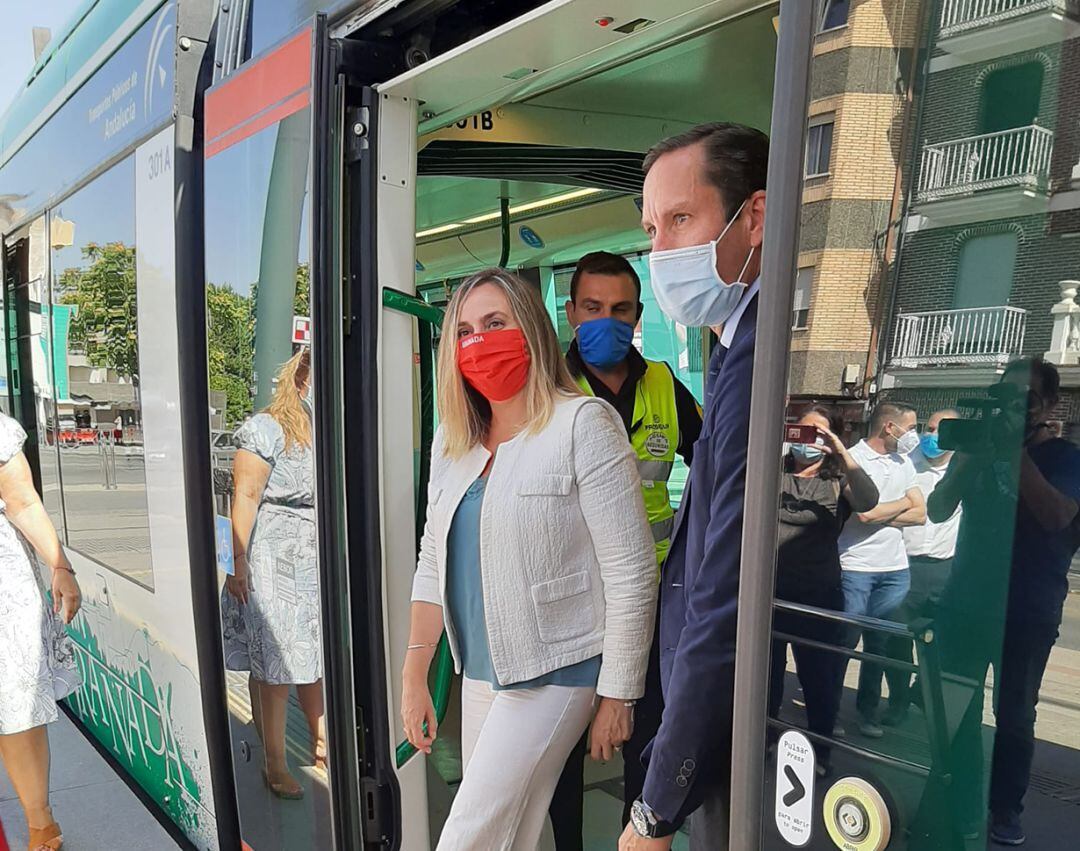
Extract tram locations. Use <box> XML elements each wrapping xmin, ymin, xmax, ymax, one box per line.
<box><xmin>2</xmin><ymin>0</ymin><xmax>1078</xmax><ymax>849</ymax></box>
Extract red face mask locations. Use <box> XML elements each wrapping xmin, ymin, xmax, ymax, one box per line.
<box><xmin>457</xmin><ymin>329</ymin><xmax>531</xmax><ymax>402</ymax></box>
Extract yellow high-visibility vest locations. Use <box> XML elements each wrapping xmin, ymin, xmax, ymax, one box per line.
<box><xmin>576</xmin><ymin>360</ymin><xmax>678</xmax><ymax>564</ymax></box>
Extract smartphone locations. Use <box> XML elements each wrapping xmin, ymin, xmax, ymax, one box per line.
<box><xmin>784</xmin><ymin>423</ymin><xmax>819</xmax><ymax>445</ymax></box>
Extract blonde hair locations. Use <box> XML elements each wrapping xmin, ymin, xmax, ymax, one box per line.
<box><xmin>437</xmin><ymin>268</ymin><xmax>579</xmax><ymax>458</ymax></box>
<box><xmin>266</xmin><ymin>348</ymin><xmax>311</xmax><ymax>451</ymax></box>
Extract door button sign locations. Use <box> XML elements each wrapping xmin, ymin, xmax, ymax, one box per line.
<box><xmin>775</xmin><ymin>730</ymin><xmax>815</xmax><ymax>846</ymax></box>
<box><xmin>823</xmin><ymin>776</ymin><xmax>892</xmax><ymax>851</ymax></box>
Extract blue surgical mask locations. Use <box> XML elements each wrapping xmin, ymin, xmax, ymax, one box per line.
<box><xmin>647</xmin><ymin>198</ymin><xmax>754</xmax><ymax>328</ymax></box>
<box><xmin>791</xmin><ymin>443</ymin><xmax>824</xmax><ymax>464</ymax></box>
<box><xmin>576</xmin><ymin>317</ymin><xmax>635</xmax><ymax>370</ymax></box>
<box><xmin>919</xmin><ymin>432</ymin><xmax>945</xmax><ymax>459</ymax></box>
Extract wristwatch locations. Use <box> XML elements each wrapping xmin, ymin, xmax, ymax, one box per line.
<box><xmin>630</xmin><ymin>798</ymin><xmax>677</xmax><ymax>839</ymax></box>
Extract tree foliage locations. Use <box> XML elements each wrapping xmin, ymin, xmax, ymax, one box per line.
<box><xmin>207</xmin><ymin>263</ymin><xmax>310</xmax><ymax>426</ymax></box>
<box><xmin>56</xmin><ymin>242</ymin><xmax>139</xmax><ymax>383</ymax></box>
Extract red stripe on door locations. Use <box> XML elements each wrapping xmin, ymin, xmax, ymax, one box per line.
<box><xmin>205</xmin><ymin>28</ymin><xmax>312</xmax><ymax>158</ymax></box>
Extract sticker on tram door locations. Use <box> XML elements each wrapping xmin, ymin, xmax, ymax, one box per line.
<box><xmin>774</xmin><ymin>729</ymin><xmax>814</xmax><ymax>846</ymax></box>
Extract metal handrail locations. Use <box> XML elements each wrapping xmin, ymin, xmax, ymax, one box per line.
<box><xmin>918</xmin><ymin>125</ymin><xmax>1053</xmax><ymax>201</ymax></box>
<box><xmin>889</xmin><ymin>305</ymin><xmax>1027</xmax><ymax>368</ymax></box>
<box><xmin>773</xmin><ymin>599</ymin><xmax>922</xmax><ymax>639</ymax></box>
<box><xmin>940</xmin><ymin>0</ymin><xmax>1071</xmax><ymax>36</ymax></box>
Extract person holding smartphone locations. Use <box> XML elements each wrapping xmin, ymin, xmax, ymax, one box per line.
<box><xmin>771</xmin><ymin>406</ymin><xmax>878</xmax><ymax>767</ymax></box>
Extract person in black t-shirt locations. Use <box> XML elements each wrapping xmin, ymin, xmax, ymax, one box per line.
<box><xmin>771</xmin><ymin>406</ymin><xmax>878</xmax><ymax>767</ymax></box>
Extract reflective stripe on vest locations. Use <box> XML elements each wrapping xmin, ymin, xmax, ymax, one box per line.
<box><xmin>574</xmin><ymin>359</ymin><xmax>679</xmax><ymax>562</ymax></box>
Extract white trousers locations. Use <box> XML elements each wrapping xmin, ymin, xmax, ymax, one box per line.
<box><xmin>436</xmin><ymin>677</ymin><xmax>596</xmax><ymax>851</ymax></box>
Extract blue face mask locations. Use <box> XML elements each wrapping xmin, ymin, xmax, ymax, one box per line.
<box><xmin>919</xmin><ymin>431</ymin><xmax>945</xmax><ymax>459</ymax></box>
<box><xmin>791</xmin><ymin>443</ymin><xmax>824</xmax><ymax>464</ymax></box>
<box><xmin>576</xmin><ymin>317</ymin><xmax>635</xmax><ymax>370</ymax></box>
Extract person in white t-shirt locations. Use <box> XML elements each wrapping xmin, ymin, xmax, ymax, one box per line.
<box><xmin>883</xmin><ymin>409</ymin><xmax>962</xmax><ymax>726</ymax></box>
<box><xmin>837</xmin><ymin>401</ymin><xmax>926</xmax><ymax>738</ymax></box>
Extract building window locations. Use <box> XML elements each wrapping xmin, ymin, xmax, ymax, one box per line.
<box><xmin>805</xmin><ymin>119</ymin><xmax>834</xmax><ymax>178</ymax></box>
<box><xmin>793</xmin><ymin>268</ymin><xmax>813</xmax><ymax>330</ymax></box>
<box><xmin>819</xmin><ymin>0</ymin><xmax>850</xmax><ymax>32</ymax></box>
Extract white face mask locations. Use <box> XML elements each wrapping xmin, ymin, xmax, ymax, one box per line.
<box><xmin>894</xmin><ymin>427</ymin><xmax>919</xmax><ymax>456</ymax></box>
<box><xmin>648</xmin><ymin>199</ymin><xmax>755</xmax><ymax>328</ymax></box>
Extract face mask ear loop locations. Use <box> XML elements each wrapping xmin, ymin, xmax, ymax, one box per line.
<box><xmin>734</xmin><ymin>245</ymin><xmax>755</xmax><ymax>287</ymax></box>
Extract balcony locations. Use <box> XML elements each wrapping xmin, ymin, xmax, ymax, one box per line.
<box><xmin>890</xmin><ymin>306</ymin><xmax>1027</xmax><ymax>371</ymax></box>
<box><xmin>937</xmin><ymin>1</ymin><xmax>1080</xmax><ymax>66</ymax></box>
<box><xmin>916</xmin><ymin>126</ymin><xmax>1053</xmax><ymax>225</ymax></box>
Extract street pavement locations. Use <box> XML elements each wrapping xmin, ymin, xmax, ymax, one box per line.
<box><xmin>0</xmin><ymin>711</ymin><xmax>179</xmax><ymax>850</ymax></box>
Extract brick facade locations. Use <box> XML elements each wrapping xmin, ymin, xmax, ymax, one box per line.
<box><xmin>881</xmin><ymin>15</ymin><xmax>1080</xmax><ymax>410</ymax></box>
<box><xmin>792</xmin><ymin>0</ymin><xmax>926</xmax><ymax>399</ymax></box>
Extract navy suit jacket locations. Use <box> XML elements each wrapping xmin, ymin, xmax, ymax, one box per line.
<box><xmin>641</xmin><ymin>294</ymin><xmax>757</xmax><ymax>825</ymax></box>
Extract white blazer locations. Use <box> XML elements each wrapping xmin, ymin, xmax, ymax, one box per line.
<box><xmin>411</xmin><ymin>395</ymin><xmax>657</xmax><ymax>699</ymax></box>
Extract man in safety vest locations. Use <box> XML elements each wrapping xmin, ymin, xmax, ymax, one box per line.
<box><xmin>548</xmin><ymin>250</ymin><xmax>702</xmax><ymax>851</ymax></box>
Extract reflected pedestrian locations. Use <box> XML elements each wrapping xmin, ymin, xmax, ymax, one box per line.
<box><xmin>836</xmin><ymin>402</ymin><xmax>925</xmax><ymax>739</ymax></box>
<box><xmin>220</xmin><ymin>348</ymin><xmax>325</xmax><ymax>799</ymax></box>
<box><xmin>771</xmin><ymin>406</ymin><xmax>877</xmax><ymax>769</ymax></box>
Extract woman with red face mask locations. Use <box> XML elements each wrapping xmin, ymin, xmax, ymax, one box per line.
<box><xmin>402</xmin><ymin>269</ymin><xmax>656</xmax><ymax>849</ymax></box>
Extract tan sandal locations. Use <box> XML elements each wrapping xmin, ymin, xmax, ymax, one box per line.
<box><xmin>313</xmin><ymin>740</ymin><xmax>328</xmax><ymax>773</ymax></box>
<box><xmin>27</xmin><ymin>821</ymin><xmax>62</xmax><ymax>851</ymax></box>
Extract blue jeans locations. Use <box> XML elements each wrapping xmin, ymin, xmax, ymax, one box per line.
<box><xmin>841</xmin><ymin>569</ymin><xmax>911</xmax><ymax>720</ymax></box>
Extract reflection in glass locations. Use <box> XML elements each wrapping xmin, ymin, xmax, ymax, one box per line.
<box><xmin>771</xmin><ymin>406</ymin><xmax>878</xmax><ymax>769</ymax></box>
<box><xmin>770</xmin><ymin>0</ymin><xmax>1080</xmax><ymax>846</ymax></box>
<box><xmin>220</xmin><ymin>349</ymin><xmax>324</xmax><ymax>797</ymax></box>
<box><xmin>205</xmin><ymin>104</ymin><xmax>329</xmax><ymax>847</ymax></box>
<box><xmin>50</xmin><ymin>158</ymin><xmax>152</xmax><ymax>587</ymax></box>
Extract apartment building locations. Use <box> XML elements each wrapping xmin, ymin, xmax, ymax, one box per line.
<box><xmin>880</xmin><ymin>0</ymin><xmax>1080</xmax><ymax>426</ymax></box>
<box><xmin>789</xmin><ymin>0</ymin><xmax>926</xmax><ymax>419</ymax></box>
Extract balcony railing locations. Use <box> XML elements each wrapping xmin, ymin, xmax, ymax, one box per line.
<box><xmin>941</xmin><ymin>0</ymin><xmax>1079</xmax><ymax>37</ymax></box>
<box><xmin>918</xmin><ymin>125</ymin><xmax>1053</xmax><ymax>203</ymax></box>
<box><xmin>890</xmin><ymin>306</ymin><xmax>1027</xmax><ymax>368</ymax></box>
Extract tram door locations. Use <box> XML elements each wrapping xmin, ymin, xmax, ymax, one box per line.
<box><xmin>202</xmin><ymin>16</ymin><xmax>397</xmax><ymax>850</ymax></box>
<box><xmin>744</xmin><ymin>1</ymin><xmax>1080</xmax><ymax>850</ymax></box>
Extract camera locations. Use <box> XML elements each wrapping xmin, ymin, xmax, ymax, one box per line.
<box><xmin>937</xmin><ymin>382</ymin><xmax>1029</xmax><ymax>453</ymax></box>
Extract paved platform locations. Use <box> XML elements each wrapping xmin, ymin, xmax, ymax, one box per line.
<box><xmin>0</xmin><ymin>711</ymin><xmax>179</xmax><ymax>851</ymax></box>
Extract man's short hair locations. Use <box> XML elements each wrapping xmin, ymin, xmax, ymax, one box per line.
<box><xmin>870</xmin><ymin>401</ymin><xmax>916</xmax><ymax>433</ymax></box>
<box><xmin>570</xmin><ymin>251</ymin><xmax>642</xmax><ymax>303</ymax></box>
<box><xmin>643</xmin><ymin>122</ymin><xmax>770</xmax><ymax>220</ymax></box>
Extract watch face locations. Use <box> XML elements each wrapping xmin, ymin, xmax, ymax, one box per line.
<box><xmin>631</xmin><ymin>801</ymin><xmax>651</xmax><ymax>836</ymax></box>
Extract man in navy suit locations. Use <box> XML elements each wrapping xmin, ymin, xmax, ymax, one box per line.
<box><xmin>620</xmin><ymin>123</ymin><xmax>768</xmax><ymax>851</ymax></box>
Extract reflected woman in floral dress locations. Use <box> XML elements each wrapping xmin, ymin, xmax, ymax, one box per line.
<box><xmin>221</xmin><ymin>349</ymin><xmax>324</xmax><ymax>799</ymax></box>
<box><xmin>0</xmin><ymin>413</ymin><xmax>81</xmax><ymax>850</ymax></box>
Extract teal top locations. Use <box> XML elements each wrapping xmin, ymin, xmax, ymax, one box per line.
<box><xmin>445</xmin><ymin>477</ymin><xmax>601</xmax><ymax>690</ymax></box>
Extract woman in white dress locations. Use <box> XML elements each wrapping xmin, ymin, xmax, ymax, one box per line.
<box><xmin>0</xmin><ymin>413</ymin><xmax>82</xmax><ymax>851</ymax></box>
<box><xmin>220</xmin><ymin>349</ymin><xmax>324</xmax><ymax>799</ymax></box>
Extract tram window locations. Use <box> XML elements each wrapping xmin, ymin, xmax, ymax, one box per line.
<box><xmin>763</xmin><ymin>2</ymin><xmax>1080</xmax><ymax>848</ymax></box>
<box><xmin>204</xmin><ymin>98</ymin><xmax>331</xmax><ymax>848</ymax></box>
<box><xmin>49</xmin><ymin>158</ymin><xmax>153</xmax><ymax>587</ymax></box>
<box><xmin>2</xmin><ymin>216</ymin><xmax>65</xmax><ymax>534</ymax></box>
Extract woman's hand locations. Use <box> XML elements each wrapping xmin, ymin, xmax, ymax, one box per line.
<box><xmin>589</xmin><ymin>697</ymin><xmax>634</xmax><ymax>761</ymax></box>
<box><xmin>401</xmin><ymin>674</ymin><xmax>437</xmax><ymax>755</ymax></box>
<box><xmin>51</xmin><ymin>563</ymin><xmax>81</xmax><ymax>624</ymax></box>
<box><xmin>225</xmin><ymin>559</ymin><xmax>249</xmax><ymax>605</ymax></box>
<box><xmin>815</xmin><ymin>426</ymin><xmax>846</xmax><ymax>457</ymax></box>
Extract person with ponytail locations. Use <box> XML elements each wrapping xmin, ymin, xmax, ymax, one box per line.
<box><xmin>221</xmin><ymin>347</ymin><xmax>325</xmax><ymax>800</ymax></box>
<box><xmin>401</xmin><ymin>269</ymin><xmax>656</xmax><ymax>849</ymax></box>
<box><xmin>771</xmin><ymin>406</ymin><xmax>878</xmax><ymax>768</ymax></box>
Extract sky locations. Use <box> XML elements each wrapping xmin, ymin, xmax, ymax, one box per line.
<box><xmin>0</xmin><ymin>0</ymin><xmax>84</xmax><ymax>119</ymax></box>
